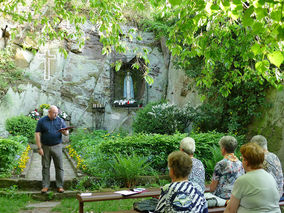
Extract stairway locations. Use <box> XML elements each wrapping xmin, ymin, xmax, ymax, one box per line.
<box><xmin>0</xmin><ymin>144</ymin><xmax>79</xmax><ymax>200</ymax></box>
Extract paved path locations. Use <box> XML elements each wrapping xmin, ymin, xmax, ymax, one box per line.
<box><xmin>16</xmin><ymin>145</ymin><xmax>77</xmax><ymax>213</ymax></box>
<box><xmin>27</xmin><ymin>149</ymin><xmax>76</xmax><ymax>181</ymax></box>
<box><xmin>18</xmin><ymin>202</ymin><xmax>61</xmax><ymax>213</ymax></box>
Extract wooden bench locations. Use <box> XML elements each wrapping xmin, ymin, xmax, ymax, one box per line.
<box><xmin>77</xmin><ymin>188</ymin><xmax>160</xmax><ymax>213</ymax></box>
<box><xmin>77</xmin><ymin>188</ymin><xmax>284</xmax><ymax>213</ymax></box>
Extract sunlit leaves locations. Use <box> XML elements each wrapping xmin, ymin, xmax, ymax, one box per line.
<box><xmin>255</xmin><ymin>60</ymin><xmax>270</xmax><ymax>74</ymax></box>
<box><xmin>242</xmin><ymin>6</ymin><xmax>254</xmax><ymax>27</ymax></box>
<box><xmin>169</xmin><ymin>0</ymin><xmax>182</xmax><ymax>6</ymax></box>
<box><xmin>144</xmin><ymin>75</ymin><xmax>154</xmax><ymax>85</ymax></box>
<box><xmin>267</xmin><ymin>51</ymin><xmax>284</xmax><ymax>68</ymax></box>
<box><xmin>115</xmin><ymin>60</ymin><xmax>122</xmax><ymax>72</ymax></box>
<box><xmin>251</xmin><ymin>43</ymin><xmax>261</xmax><ymax>55</ymax></box>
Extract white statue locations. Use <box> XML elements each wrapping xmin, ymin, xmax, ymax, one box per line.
<box><xmin>123</xmin><ymin>72</ymin><xmax>134</xmax><ymax>100</ymax></box>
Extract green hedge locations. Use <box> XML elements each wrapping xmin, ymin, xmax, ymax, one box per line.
<box><xmin>99</xmin><ymin>133</ymin><xmax>185</xmax><ymax>173</ymax></box>
<box><xmin>0</xmin><ymin>138</ymin><xmax>25</xmax><ymax>173</ymax></box>
<box><xmin>5</xmin><ymin>115</ymin><xmax>37</xmax><ymax>139</ymax></box>
<box><xmin>69</xmin><ymin>130</ymin><xmax>245</xmax><ymax>182</ymax></box>
<box><xmin>99</xmin><ymin>132</ymin><xmax>245</xmax><ymax>177</ymax></box>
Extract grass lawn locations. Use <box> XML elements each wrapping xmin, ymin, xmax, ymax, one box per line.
<box><xmin>52</xmin><ymin>197</ymin><xmax>145</xmax><ymax>213</ymax></box>
<box><xmin>0</xmin><ymin>194</ymin><xmax>145</xmax><ymax>213</ymax></box>
<box><xmin>0</xmin><ymin>194</ymin><xmax>33</xmax><ymax>213</ymax></box>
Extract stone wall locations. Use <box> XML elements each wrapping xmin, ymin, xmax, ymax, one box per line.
<box><xmin>248</xmin><ymin>86</ymin><xmax>284</xmax><ymax>170</ymax></box>
<box><xmin>0</xmin><ymin>23</ymin><xmax>198</xmax><ymax>135</ymax></box>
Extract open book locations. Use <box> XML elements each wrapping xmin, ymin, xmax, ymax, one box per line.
<box><xmin>115</xmin><ymin>188</ymin><xmax>146</xmax><ymax>196</ymax></box>
<box><xmin>58</xmin><ymin>126</ymin><xmax>74</xmax><ymax>131</ymax></box>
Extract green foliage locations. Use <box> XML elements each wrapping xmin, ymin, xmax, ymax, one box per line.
<box><xmin>39</xmin><ymin>104</ymin><xmax>50</xmax><ymax>112</ymax></box>
<box><xmin>52</xmin><ymin>197</ymin><xmax>143</xmax><ymax>213</ymax></box>
<box><xmin>7</xmin><ymin>135</ymin><xmax>29</xmax><ymax>146</ymax></box>
<box><xmin>71</xmin><ymin>176</ymin><xmax>103</xmax><ymax>191</ymax></box>
<box><xmin>164</xmin><ymin>0</ymin><xmax>283</xmax><ymax>93</ymax></box>
<box><xmin>0</xmin><ymin>138</ymin><xmax>25</xmax><ymax>173</ymax></box>
<box><xmin>0</xmin><ymin>49</ymin><xmax>23</xmax><ymax>98</ymax></box>
<box><xmin>99</xmin><ymin>133</ymin><xmax>185</xmax><ymax>173</ymax></box>
<box><xmin>1</xmin><ymin>0</ymin><xmax>282</xmax><ymax>91</ymax></box>
<box><xmin>70</xmin><ymin>129</ymin><xmax>245</xmax><ymax>183</ymax></box>
<box><xmin>110</xmin><ymin>153</ymin><xmax>152</xmax><ymax>187</ymax></box>
<box><xmin>99</xmin><ymin>132</ymin><xmax>245</xmax><ymax>178</ymax></box>
<box><xmin>5</xmin><ymin>115</ymin><xmax>37</xmax><ymax>139</ymax></box>
<box><xmin>133</xmin><ymin>102</ymin><xmax>192</xmax><ymax>135</ymax></box>
<box><xmin>186</xmin><ymin>69</ymin><xmax>269</xmax><ymax>134</ymax></box>
<box><xmin>69</xmin><ymin>129</ymin><xmax>125</xmax><ymax>187</ymax></box>
<box><xmin>160</xmin><ymin>20</ymin><xmax>270</xmax><ymax>134</ymax></box>
<box><xmin>142</xmin><ymin>16</ymin><xmax>272</xmax><ymax>134</ymax></box>
<box><xmin>0</xmin><ymin>194</ymin><xmax>32</xmax><ymax>213</ymax></box>
<box><xmin>203</xmin><ymin>145</ymin><xmax>223</xmax><ymax>180</ymax></box>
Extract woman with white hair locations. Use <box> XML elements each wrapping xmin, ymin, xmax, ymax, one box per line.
<box><xmin>250</xmin><ymin>135</ymin><xmax>283</xmax><ymax>196</ymax></box>
<box><xmin>180</xmin><ymin>137</ymin><xmax>205</xmax><ymax>192</ymax></box>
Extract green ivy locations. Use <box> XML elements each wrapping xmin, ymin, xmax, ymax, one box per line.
<box><xmin>143</xmin><ymin>14</ymin><xmax>271</xmax><ymax>134</ymax></box>
<box><xmin>0</xmin><ymin>49</ymin><xmax>23</xmax><ymax>99</ymax></box>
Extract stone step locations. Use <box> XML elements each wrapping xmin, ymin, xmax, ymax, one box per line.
<box><xmin>0</xmin><ymin>178</ymin><xmax>76</xmax><ymax>190</ymax></box>
<box><xmin>0</xmin><ymin>143</ymin><xmax>79</xmax><ymax>191</ymax></box>
<box><xmin>0</xmin><ymin>189</ymin><xmax>79</xmax><ymax>201</ymax></box>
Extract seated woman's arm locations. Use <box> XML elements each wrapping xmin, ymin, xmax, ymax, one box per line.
<box><xmin>224</xmin><ymin>195</ymin><xmax>240</xmax><ymax>213</ymax></box>
<box><xmin>209</xmin><ymin>180</ymin><xmax>218</xmax><ymax>192</ymax></box>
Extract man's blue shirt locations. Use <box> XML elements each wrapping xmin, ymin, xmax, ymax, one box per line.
<box><xmin>35</xmin><ymin>116</ymin><xmax>66</xmax><ymax>145</ymax></box>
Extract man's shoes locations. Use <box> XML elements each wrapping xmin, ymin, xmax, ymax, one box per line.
<box><xmin>57</xmin><ymin>188</ymin><xmax>64</xmax><ymax>193</ymax></box>
<box><xmin>41</xmin><ymin>187</ymin><xmax>48</xmax><ymax>193</ymax></box>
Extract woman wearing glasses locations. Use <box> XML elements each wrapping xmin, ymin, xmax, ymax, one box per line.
<box><xmin>225</xmin><ymin>142</ymin><xmax>281</xmax><ymax>213</ymax></box>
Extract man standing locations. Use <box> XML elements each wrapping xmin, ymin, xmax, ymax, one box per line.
<box><xmin>35</xmin><ymin>105</ymin><xmax>69</xmax><ymax>193</ymax></box>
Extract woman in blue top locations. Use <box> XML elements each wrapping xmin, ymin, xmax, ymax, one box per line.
<box><xmin>180</xmin><ymin>137</ymin><xmax>205</xmax><ymax>192</ymax></box>
<box><xmin>210</xmin><ymin>136</ymin><xmax>244</xmax><ymax>199</ymax></box>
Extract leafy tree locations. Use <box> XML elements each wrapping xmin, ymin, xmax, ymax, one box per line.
<box><xmin>0</xmin><ymin>0</ymin><xmax>282</xmax><ymax>95</ymax></box>
<box><xmin>158</xmin><ymin>0</ymin><xmax>283</xmax><ymax>95</ymax></box>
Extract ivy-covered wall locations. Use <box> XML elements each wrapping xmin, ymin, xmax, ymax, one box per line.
<box><xmin>248</xmin><ymin>86</ymin><xmax>284</xmax><ymax>170</ymax></box>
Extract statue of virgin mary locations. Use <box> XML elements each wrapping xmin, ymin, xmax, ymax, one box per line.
<box><xmin>123</xmin><ymin>71</ymin><xmax>134</xmax><ymax>100</ymax></box>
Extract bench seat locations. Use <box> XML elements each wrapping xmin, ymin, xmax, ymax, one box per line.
<box><xmin>78</xmin><ymin>189</ymin><xmax>284</xmax><ymax>213</ymax></box>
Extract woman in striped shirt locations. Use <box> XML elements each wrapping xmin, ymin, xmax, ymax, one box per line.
<box><xmin>155</xmin><ymin>151</ymin><xmax>208</xmax><ymax>213</ymax></box>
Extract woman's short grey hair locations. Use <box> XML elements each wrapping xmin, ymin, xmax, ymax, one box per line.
<box><xmin>250</xmin><ymin>135</ymin><xmax>268</xmax><ymax>150</ymax></box>
<box><xmin>180</xmin><ymin>137</ymin><xmax>195</xmax><ymax>155</ymax></box>
<box><xmin>219</xmin><ymin>136</ymin><xmax>238</xmax><ymax>153</ymax></box>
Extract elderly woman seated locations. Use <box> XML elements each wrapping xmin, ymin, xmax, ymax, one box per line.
<box><xmin>210</xmin><ymin>136</ymin><xmax>244</xmax><ymax>200</ymax></box>
<box><xmin>225</xmin><ymin>142</ymin><xmax>281</xmax><ymax>212</ymax></box>
<box><xmin>180</xmin><ymin>137</ymin><xmax>205</xmax><ymax>192</ymax></box>
<box><xmin>155</xmin><ymin>151</ymin><xmax>208</xmax><ymax>213</ymax></box>
<box><xmin>250</xmin><ymin>135</ymin><xmax>283</xmax><ymax>197</ymax></box>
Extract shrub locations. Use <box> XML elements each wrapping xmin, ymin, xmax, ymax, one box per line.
<box><xmin>70</xmin><ymin>129</ymin><xmax>245</xmax><ymax>183</ymax></box>
<box><xmin>98</xmin><ymin>133</ymin><xmax>185</xmax><ymax>173</ymax></box>
<box><xmin>110</xmin><ymin>153</ymin><xmax>152</xmax><ymax>187</ymax></box>
<box><xmin>5</xmin><ymin>115</ymin><xmax>37</xmax><ymax>139</ymax></box>
<box><xmin>0</xmin><ymin>138</ymin><xmax>25</xmax><ymax>173</ymax></box>
<box><xmin>8</xmin><ymin>135</ymin><xmax>28</xmax><ymax>146</ymax></box>
<box><xmin>99</xmin><ymin>132</ymin><xmax>245</xmax><ymax>177</ymax></box>
<box><xmin>133</xmin><ymin>102</ymin><xmax>192</xmax><ymax>134</ymax></box>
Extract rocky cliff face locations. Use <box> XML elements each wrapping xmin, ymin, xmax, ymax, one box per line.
<box><xmin>0</xmin><ymin>23</ymin><xmax>199</xmax><ymax>135</ymax></box>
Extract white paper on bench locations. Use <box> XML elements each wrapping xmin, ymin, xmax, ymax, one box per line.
<box><xmin>81</xmin><ymin>193</ymin><xmax>92</xmax><ymax>196</ymax></box>
<box><xmin>114</xmin><ymin>190</ymin><xmax>139</xmax><ymax>196</ymax></box>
